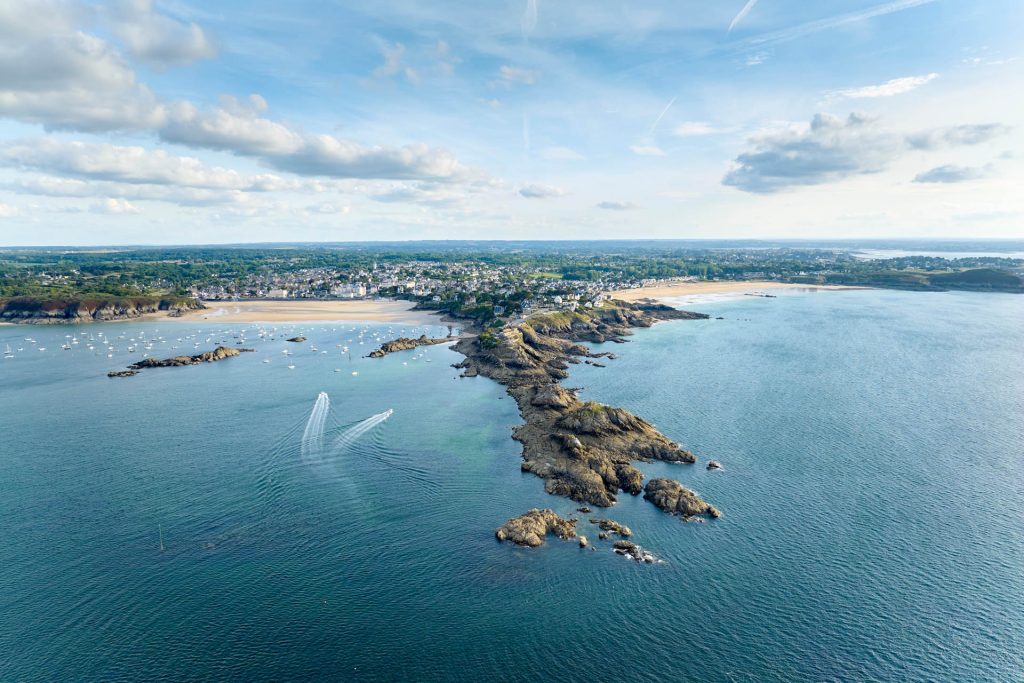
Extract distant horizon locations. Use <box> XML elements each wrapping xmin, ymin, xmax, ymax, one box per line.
<box><xmin>3</xmin><ymin>237</ymin><xmax>1024</xmax><ymax>251</ymax></box>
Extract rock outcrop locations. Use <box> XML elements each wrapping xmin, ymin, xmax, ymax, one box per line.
<box><xmin>107</xmin><ymin>370</ymin><xmax>138</xmax><ymax>378</ymax></box>
<box><xmin>367</xmin><ymin>334</ymin><xmax>453</xmax><ymax>358</ymax></box>
<box><xmin>286</xmin><ymin>336</ymin><xmax>306</xmax><ymax>343</ymax></box>
<box><xmin>590</xmin><ymin>518</ymin><xmax>632</xmax><ymax>537</ymax></box>
<box><xmin>644</xmin><ymin>478</ymin><xmax>721</xmax><ymax>519</ymax></box>
<box><xmin>495</xmin><ymin>509</ymin><xmax>577</xmax><ymax>547</ymax></box>
<box><xmin>454</xmin><ymin>300</ymin><xmax>719</xmax><ymax>537</ymax></box>
<box><xmin>128</xmin><ymin>346</ymin><xmax>253</xmax><ymax>369</ymax></box>
<box><xmin>612</xmin><ymin>540</ymin><xmax>657</xmax><ymax>563</ymax></box>
<box><xmin>0</xmin><ymin>296</ymin><xmax>204</xmax><ymax>323</ymax></box>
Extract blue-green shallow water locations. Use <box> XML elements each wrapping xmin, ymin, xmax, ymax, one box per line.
<box><xmin>0</xmin><ymin>290</ymin><xmax>1021</xmax><ymax>682</ymax></box>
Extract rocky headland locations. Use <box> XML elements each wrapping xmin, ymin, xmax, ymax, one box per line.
<box><xmin>367</xmin><ymin>334</ymin><xmax>454</xmax><ymax>358</ymax></box>
<box><xmin>458</xmin><ymin>301</ymin><xmax>720</xmax><ymax>551</ymax></box>
<box><xmin>127</xmin><ymin>346</ymin><xmax>253</xmax><ymax>370</ymax></box>
<box><xmin>0</xmin><ymin>296</ymin><xmax>204</xmax><ymax>323</ymax></box>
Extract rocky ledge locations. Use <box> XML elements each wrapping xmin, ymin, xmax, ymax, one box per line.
<box><xmin>128</xmin><ymin>346</ymin><xmax>253</xmax><ymax>369</ymax></box>
<box><xmin>453</xmin><ymin>301</ymin><xmax>718</xmax><ymax>525</ymax></box>
<box><xmin>495</xmin><ymin>509</ymin><xmax>577</xmax><ymax>547</ymax></box>
<box><xmin>367</xmin><ymin>334</ymin><xmax>454</xmax><ymax>358</ymax></box>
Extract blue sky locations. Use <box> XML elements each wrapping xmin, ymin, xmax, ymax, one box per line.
<box><xmin>0</xmin><ymin>0</ymin><xmax>1021</xmax><ymax>244</ymax></box>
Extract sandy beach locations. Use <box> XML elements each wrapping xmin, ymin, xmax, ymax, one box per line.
<box><xmin>608</xmin><ymin>280</ymin><xmax>857</xmax><ymax>303</ymax></box>
<box><xmin>166</xmin><ymin>299</ymin><xmax>442</xmax><ymax>324</ymax></box>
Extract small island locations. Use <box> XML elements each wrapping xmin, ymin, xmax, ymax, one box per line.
<box><xmin>126</xmin><ymin>346</ymin><xmax>253</xmax><ymax>370</ymax></box>
<box><xmin>367</xmin><ymin>334</ymin><xmax>455</xmax><ymax>358</ymax></box>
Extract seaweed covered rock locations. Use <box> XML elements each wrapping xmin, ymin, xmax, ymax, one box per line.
<box><xmin>590</xmin><ymin>518</ymin><xmax>632</xmax><ymax>537</ymax></box>
<box><xmin>495</xmin><ymin>509</ymin><xmax>577</xmax><ymax>547</ymax></box>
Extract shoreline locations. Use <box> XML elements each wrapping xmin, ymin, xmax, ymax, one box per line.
<box><xmin>148</xmin><ymin>299</ymin><xmax>442</xmax><ymax>325</ymax></box>
<box><xmin>608</xmin><ymin>280</ymin><xmax>861</xmax><ymax>304</ymax></box>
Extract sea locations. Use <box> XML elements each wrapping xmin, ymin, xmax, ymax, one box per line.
<box><xmin>1</xmin><ymin>288</ymin><xmax>1021</xmax><ymax>682</ymax></box>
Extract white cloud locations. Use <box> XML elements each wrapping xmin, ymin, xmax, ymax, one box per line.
<box><xmin>0</xmin><ymin>202</ymin><xmax>18</xmax><ymax>218</ymax></box>
<box><xmin>828</xmin><ymin>73</ymin><xmax>939</xmax><ymax>99</ymax></box>
<box><xmin>518</xmin><ymin>183</ymin><xmax>565</xmax><ymax>199</ymax></box>
<box><xmin>596</xmin><ymin>201</ymin><xmax>637</xmax><ymax>210</ymax></box>
<box><xmin>913</xmin><ymin>164</ymin><xmax>989</xmax><ymax>183</ymax></box>
<box><xmin>90</xmin><ymin>198</ymin><xmax>139</xmax><ymax>214</ymax></box>
<box><xmin>0</xmin><ymin>137</ymin><xmax>293</xmax><ymax>190</ymax></box>
<box><xmin>9</xmin><ymin>175</ymin><xmax>252</xmax><ymax>206</ymax></box>
<box><xmin>107</xmin><ymin>0</ymin><xmax>217</xmax><ymax>67</ymax></box>
<box><xmin>630</xmin><ymin>144</ymin><xmax>666</xmax><ymax>156</ymax></box>
<box><xmin>306</xmin><ymin>202</ymin><xmax>350</xmax><ymax>214</ymax></box>
<box><xmin>906</xmin><ymin>123</ymin><xmax>1011</xmax><ymax>149</ymax></box>
<box><xmin>723</xmin><ymin>113</ymin><xmax>902</xmax><ymax>193</ymax></box>
<box><xmin>496</xmin><ymin>65</ymin><xmax>538</xmax><ymax>86</ymax></box>
<box><xmin>724</xmin><ymin>113</ymin><xmax>1012</xmax><ymax>193</ymax></box>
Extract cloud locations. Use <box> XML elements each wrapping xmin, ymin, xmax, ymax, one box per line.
<box><xmin>306</xmin><ymin>202</ymin><xmax>350</xmax><ymax>215</ymax></box>
<box><xmin>912</xmin><ymin>165</ymin><xmax>989</xmax><ymax>183</ymax></box>
<box><xmin>107</xmin><ymin>0</ymin><xmax>217</xmax><ymax>67</ymax></box>
<box><xmin>9</xmin><ymin>175</ymin><xmax>253</xmax><ymax>206</ymax></box>
<box><xmin>728</xmin><ymin>0</ymin><xmax>760</xmax><ymax>32</ymax></box>
<box><xmin>0</xmin><ymin>7</ymin><xmax>166</xmax><ymax>131</ymax></box>
<box><xmin>542</xmin><ymin>146</ymin><xmax>586</xmax><ymax>161</ymax></box>
<box><xmin>0</xmin><ymin>137</ymin><xmax>294</xmax><ymax>190</ymax></box>
<box><xmin>630</xmin><ymin>144</ymin><xmax>666</xmax><ymax>156</ymax></box>
<box><xmin>906</xmin><ymin>123</ymin><xmax>1011</xmax><ymax>149</ymax></box>
<box><xmin>521</xmin><ymin>0</ymin><xmax>538</xmax><ymax>38</ymax></box>
<box><xmin>828</xmin><ymin>73</ymin><xmax>939</xmax><ymax>99</ymax></box>
<box><xmin>723</xmin><ymin>113</ymin><xmax>901</xmax><ymax>193</ymax></box>
<box><xmin>596</xmin><ymin>201</ymin><xmax>637</xmax><ymax>210</ymax></box>
<box><xmin>0</xmin><ymin>203</ymin><xmax>18</xmax><ymax>218</ymax></box>
<box><xmin>724</xmin><ymin>113</ymin><xmax>1012</xmax><ymax>193</ymax></box>
<box><xmin>672</xmin><ymin>121</ymin><xmax>718</xmax><ymax>137</ymax></box>
<box><xmin>160</xmin><ymin>102</ymin><xmax>478</xmax><ymax>181</ymax></box>
<box><xmin>90</xmin><ymin>198</ymin><xmax>139</xmax><ymax>214</ymax></box>
<box><xmin>518</xmin><ymin>183</ymin><xmax>565</xmax><ymax>199</ymax></box>
<box><xmin>496</xmin><ymin>65</ymin><xmax>538</xmax><ymax>86</ymax></box>
<box><xmin>371</xmin><ymin>41</ymin><xmax>418</xmax><ymax>84</ymax></box>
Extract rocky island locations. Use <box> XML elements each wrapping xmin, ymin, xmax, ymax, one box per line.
<box><xmin>495</xmin><ymin>509</ymin><xmax>578</xmax><ymax>547</ymax></box>
<box><xmin>127</xmin><ymin>346</ymin><xmax>253</xmax><ymax>370</ymax></box>
<box><xmin>367</xmin><ymin>334</ymin><xmax>454</xmax><ymax>358</ymax></box>
<box><xmin>461</xmin><ymin>301</ymin><xmax>720</xmax><ymax>552</ymax></box>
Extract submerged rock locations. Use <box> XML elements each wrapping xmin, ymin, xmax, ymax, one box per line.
<box><xmin>286</xmin><ymin>336</ymin><xmax>306</xmax><ymax>343</ymax></box>
<box><xmin>495</xmin><ymin>508</ymin><xmax>577</xmax><ymax>547</ymax></box>
<box><xmin>706</xmin><ymin>460</ymin><xmax>722</xmax><ymax>470</ymax></box>
<box><xmin>644</xmin><ymin>478</ymin><xmax>721</xmax><ymax>519</ymax></box>
<box><xmin>612</xmin><ymin>540</ymin><xmax>656</xmax><ymax>563</ymax></box>
<box><xmin>107</xmin><ymin>370</ymin><xmax>138</xmax><ymax>378</ymax></box>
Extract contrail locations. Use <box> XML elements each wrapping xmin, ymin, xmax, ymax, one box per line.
<box><xmin>728</xmin><ymin>0</ymin><xmax>760</xmax><ymax>32</ymax></box>
<box><xmin>647</xmin><ymin>96</ymin><xmax>677</xmax><ymax>137</ymax></box>
<box><xmin>743</xmin><ymin>0</ymin><xmax>937</xmax><ymax>48</ymax></box>
<box><xmin>521</xmin><ymin>0</ymin><xmax>538</xmax><ymax>39</ymax></box>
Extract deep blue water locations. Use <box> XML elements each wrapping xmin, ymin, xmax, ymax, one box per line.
<box><xmin>1</xmin><ymin>289</ymin><xmax>1021</xmax><ymax>682</ymax></box>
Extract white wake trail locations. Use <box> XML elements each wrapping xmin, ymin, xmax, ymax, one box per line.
<box><xmin>301</xmin><ymin>392</ymin><xmax>330</xmax><ymax>458</ymax></box>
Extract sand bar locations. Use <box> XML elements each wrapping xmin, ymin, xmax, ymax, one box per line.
<box><xmin>166</xmin><ymin>299</ymin><xmax>442</xmax><ymax>324</ymax></box>
<box><xmin>608</xmin><ymin>280</ymin><xmax>858</xmax><ymax>303</ymax></box>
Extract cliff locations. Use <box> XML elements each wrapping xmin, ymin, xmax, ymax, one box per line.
<box><xmin>0</xmin><ymin>295</ymin><xmax>205</xmax><ymax>323</ymax></box>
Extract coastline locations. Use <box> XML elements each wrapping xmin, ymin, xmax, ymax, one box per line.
<box><xmin>609</xmin><ymin>280</ymin><xmax>861</xmax><ymax>303</ymax></box>
<box><xmin>156</xmin><ymin>299</ymin><xmax>442</xmax><ymax>325</ymax></box>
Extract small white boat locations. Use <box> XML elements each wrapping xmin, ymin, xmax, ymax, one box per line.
<box><xmin>287</xmin><ymin>364</ymin><xmax>296</xmax><ymax>370</ymax></box>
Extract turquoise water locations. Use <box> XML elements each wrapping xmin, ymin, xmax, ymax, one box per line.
<box><xmin>1</xmin><ymin>290</ymin><xmax>1021</xmax><ymax>682</ymax></box>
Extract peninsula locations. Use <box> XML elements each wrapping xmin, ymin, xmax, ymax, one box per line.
<box><xmin>446</xmin><ymin>300</ymin><xmax>721</xmax><ymax>545</ymax></box>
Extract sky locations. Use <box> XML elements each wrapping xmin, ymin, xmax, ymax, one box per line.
<box><xmin>0</xmin><ymin>0</ymin><xmax>1021</xmax><ymax>245</ymax></box>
